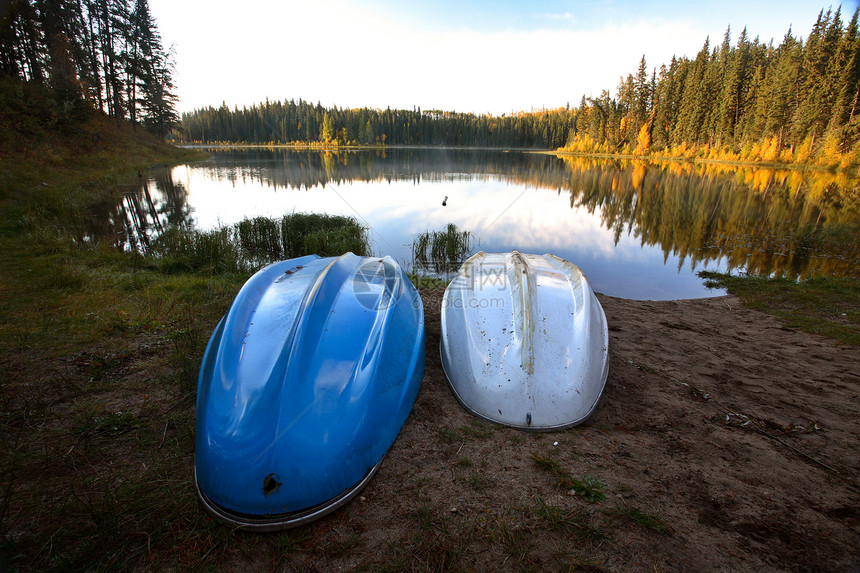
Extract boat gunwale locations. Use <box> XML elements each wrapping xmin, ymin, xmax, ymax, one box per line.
<box><xmin>440</xmin><ymin>340</ymin><xmax>608</xmax><ymax>432</ymax></box>
<box><xmin>193</xmin><ymin>457</ymin><xmax>383</xmax><ymax>532</ymax></box>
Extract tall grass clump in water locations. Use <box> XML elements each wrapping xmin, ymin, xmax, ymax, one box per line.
<box><xmin>236</xmin><ymin>216</ymin><xmax>283</xmax><ymax>259</ymax></box>
<box><xmin>150</xmin><ymin>227</ymin><xmax>245</xmax><ymax>274</ymax></box>
<box><xmin>150</xmin><ymin>213</ymin><xmax>370</xmax><ymax>274</ymax></box>
<box><xmin>281</xmin><ymin>213</ymin><xmax>370</xmax><ymax>258</ymax></box>
<box><xmin>412</xmin><ymin>223</ymin><xmax>472</xmax><ymax>273</ymax></box>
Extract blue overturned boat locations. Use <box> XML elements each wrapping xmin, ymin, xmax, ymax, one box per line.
<box><xmin>195</xmin><ymin>253</ymin><xmax>425</xmax><ymax>531</ymax></box>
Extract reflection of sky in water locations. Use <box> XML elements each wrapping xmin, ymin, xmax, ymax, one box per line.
<box><xmin>168</xmin><ymin>163</ymin><xmax>729</xmax><ymax>300</ymax></box>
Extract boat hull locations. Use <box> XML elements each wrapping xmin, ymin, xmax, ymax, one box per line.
<box><xmin>195</xmin><ymin>253</ymin><xmax>425</xmax><ymax>530</ymax></box>
<box><xmin>440</xmin><ymin>251</ymin><xmax>608</xmax><ymax>430</ymax></box>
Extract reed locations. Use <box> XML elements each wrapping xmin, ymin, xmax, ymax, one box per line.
<box><xmin>412</xmin><ymin>223</ymin><xmax>472</xmax><ymax>273</ymax></box>
<box><xmin>236</xmin><ymin>216</ymin><xmax>283</xmax><ymax>259</ymax></box>
<box><xmin>281</xmin><ymin>213</ymin><xmax>370</xmax><ymax>258</ymax></box>
<box><xmin>302</xmin><ymin>226</ymin><xmax>369</xmax><ymax>258</ymax></box>
<box><xmin>150</xmin><ymin>213</ymin><xmax>371</xmax><ymax>273</ymax></box>
<box><xmin>150</xmin><ymin>227</ymin><xmax>245</xmax><ymax>274</ymax></box>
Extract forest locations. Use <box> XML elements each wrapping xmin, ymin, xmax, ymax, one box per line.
<box><xmin>0</xmin><ymin>0</ymin><xmax>177</xmax><ymax>137</ymax></box>
<box><xmin>180</xmin><ymin>7</ymin><xmax>860</xmax><ymax>168</ymax></box>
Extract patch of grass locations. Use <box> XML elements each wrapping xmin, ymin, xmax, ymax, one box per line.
<box><xmin>532</xmin><ymin>452</ymin><xmax>566</xmax><ymax>476</ymax></box>
<box><xmin>606</xmin><ymin>504</ymin><xmax>673</xmax><ymax>535</ymax></box>
<box><xmin>407</xmin><ymin>272</ymin><xmax>450</xmax><ymax>290</ymax></box>
<box><xmin>281</xmin><ymin>212</ymin><xmax>370</xmax><ymax>258</ymax></box>
<box><xmin>0</xmin><ymin>116</ymin><xmax>247</xmax><ymax>570</ymax></box>
<box><xmin>150</xmin><ymin>226</ymin><xmax>246</xmax><ymax>274</ymax></box>
<box><xmin>438</xmin><ymin>426</ymin><xmax>460</xmax><ymax>443</ymax></box>
<box><xmin>534</xmin><ymin>497</ymin><xmax>607</xmax><ymax>541</ymax></box>
<box><xmin>301</xmin><ymin>224</ymin><xmax>369</xmax><ymax>258</ymax></box>
<box><xmin>438</xmin><ymin>420</ymin><xmax>496</xmax><ymax>445</ymax></box>
<box><xmin>271</xmin><ymin>528</ymin><xmax>313</xmax><ymax>558</ymax></box>
<box><xmin>358</xmin><ymin>504</ymin><xmax>471</xmax><ymax>572</ymax></box>
<box><xmin>532</xmin><ymin>452</ymin><xmax>607</xmax><ymax>502</ymax></box>
<box><xmin>699</xmin><ymin>271</ymin><xmax>860</xmax><ymax>345</ymax></box>
<box><xmin>466</xmin><ymin>470</ymin><xmax>487</xmax><ymax>491</ymax></box>
<box><xmin>565</xmin><ymin>476</ymin><xmax>608</xmax><ymax>503</ymax></box>
<box><xmin>147</xmin><ymin>213</ymin><xmax>370</xmax><ymax>275</ymax></box>
<box><xmin>236</xmin><ymin>216</ymin><xmax>283</xmax><ymax>259</ymax></box>
<box><xmin>73</xmin><ymin>409</ymin><xmax>142</xmax><ymax>437</ymax></box>
<box><xmin>459</xmin><ymin>419</ymin><xmax>496</xmax><ymax>439</ymax></box>
<box><xmin>493</xmin><ymin>518</ymin><xmax>537</xmax><ymax>573</ymax></box>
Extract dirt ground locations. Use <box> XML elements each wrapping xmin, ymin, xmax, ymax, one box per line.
<box><xmin>4</xmin><ymin>286</ymin><xmax>858</xmax><ymax>572</ymax></box>
<box><xmin>266</xmin><ymin>289</ymin><xmax>860</xmax><ymax>572</ymax></box>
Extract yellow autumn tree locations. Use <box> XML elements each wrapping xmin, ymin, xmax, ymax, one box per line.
<box><xmin>636</xmin><ymin>122</ymin><xmax>651</xmax><ymax>154</ymax></box>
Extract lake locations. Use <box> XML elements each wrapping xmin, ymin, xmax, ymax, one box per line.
<box><xmin>102</xmin><ymin>148</ymin><xmax>859</xmax><ymax>300</ymax></box>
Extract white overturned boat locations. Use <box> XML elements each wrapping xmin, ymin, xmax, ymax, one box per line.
<box><xmin>440</xmin><ymin>251</ymin><xmax>608</xmax><ymax>430</ymax></box>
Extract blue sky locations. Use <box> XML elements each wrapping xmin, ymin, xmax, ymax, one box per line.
<box><xmin>148</xmin><ymin>0</ymin><xmax>858</xmax><ymax>115</ymax></box>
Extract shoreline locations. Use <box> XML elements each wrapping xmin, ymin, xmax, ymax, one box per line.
<box><xmin>172</xmin><ymin>142</ymin><xmax>858</xmax><ymax>175</ymax></box>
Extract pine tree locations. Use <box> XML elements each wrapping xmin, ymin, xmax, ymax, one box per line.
<box><xmin>0</xmin><ymin>0</ymin><xmax>44</xmax><ymax>81</ymax></box>
<box><xmin>139</xmin><ymin>43</ymin><xmax>177</xmax><ymax>138</ymax></box>
<box><xmin>826</xmin><ymin>8</ymin><xmax>860</xmax><ymax>136</ymax></box>
<box><xmin>320</xmin><ymin>112</ymin><xmax>334</xmax><ymax>142</ymax></box>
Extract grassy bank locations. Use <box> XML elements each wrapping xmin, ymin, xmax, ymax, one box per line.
<box><xmin>0</xmin><ymin>99</ymin><xmax>381</xmax><ymax>569</ymax></box>
<box><xmin>699</xmin><ymin>272</ymin><xmax>860</xmax><ymax>346</ymax></box>
<box><xmin>1</xmin><ymin>108</ymin><xmax>243</xmax><ymax>569</ymax></box>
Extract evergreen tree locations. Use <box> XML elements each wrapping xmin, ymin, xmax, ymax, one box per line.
<box><xmin>320</xmin><ymin>111</ymin><xmax>334</xmax><ymax>142</ymax></box>
<box><xmin>139</xmin><ymin>44</ymin><xmax>177</xmax><ymax>138</ymax></box>
<box><xmin>0</xmin><ymin>0</ymin><xmax>44</xmax><ymax>81</ymax></box>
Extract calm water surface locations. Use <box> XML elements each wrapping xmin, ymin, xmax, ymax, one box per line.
<box><xmin>105</xmin><ymin>148</ymin><xmax>860</xmax><ymax>300</ymax></box>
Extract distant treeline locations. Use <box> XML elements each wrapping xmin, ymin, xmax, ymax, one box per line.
<box><xmin>0</xmin><ymin>0</ymin><xmax>177</xmax><ymax>137</ymax></box>
<box><xmin>180</xmin><ymin>7</ymin><xmax>860</xmax><ymax>167</ymax></box>
<box><xmin>180</xmin><ymin>101</ymin><xmax>572</xmax><ymax>149</ymax></box>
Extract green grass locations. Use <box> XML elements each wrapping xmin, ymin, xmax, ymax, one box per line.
<box><xmin>407</xmin><ymin>273</ymin><xmax>450</xmax><ymax>290</ymax></box>
<box><xmin>0</xmin><ymin>100</ymin><xmax>253</xmax><ymax>569</ymax></box>
<box><xmin>534</xmin><ymin>497</ymin><xmax>607</xmax><ymax>541</ymax></box>
<box><xmin>149</xmin><ymin>213</ymin><xmax>370</xmax><ymax>274</ymax></box>
<box><xmin>699</xmin><ymin>271</ymin><xmax>860</xmax><ymax>345</ymax></box>
<box><xmin>438</xmin><ymin>420</ymin><xmax>496</xmax><ymax>444</ymax></box>
<box><xmin>280</xmin><ymin>212</ymin><xmax>370</xmax><ymax>258</ymax></box>
<box><xmin>606</xmin><ymin>504</ymin><xmax>673</xmax><ymax>535</ymax></box>
<box><xmin>73</xmin><ymin>410</ymin><xmax>144</xmax><ymax>438</ymax></box>
<box><xmin>466</xmin><ymin>470</ymin><xmax>487</xmax><ymax>491</ymax></box>
<box><xmin>357</xmin><ymin>504</ymin><xmax>470</xmax><ymax>572</ymax></box>
<box><xmin>532</xmin><ymin>452</ymin><xmax>607</xmax><ymax>502</ymax></box>
<box><xmin>495</xmin><ymin>519</ymin><xmax>537</xmax><ymax>573</ymax></box>
<box><xmin>412</xmin><ymin>223</ymin><xmax>472</xmax><ymax>273</ymax></box>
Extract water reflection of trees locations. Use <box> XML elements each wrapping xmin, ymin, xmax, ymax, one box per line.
<box><xmin>199</xmin><ymin>147</ymin><xmax>561</xmax><ymax>190</ymax></box>
<box><xmin>87</xmin><ymin>169</ymin><xmax>193</xmax><ymax>251</ymax></box>
<box><xmin>132</xmin><ymin>149</ymin><xmax>857</xmax><ymax>279</ymax></box>
<box><xmin>202</xmin><ymin>149</ymin><xmax>857</xmax><ymax>279</ymax></box>
<box><xmin>557</xmin><ymin>157</ymin><xmax>859</xmax><ymax>279</ymax></box>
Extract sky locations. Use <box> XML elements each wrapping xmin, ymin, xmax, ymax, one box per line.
<box><xmin>147</xmin><ymin>0</ymin><xmax>860</xmax><ymax>116</ymax></box>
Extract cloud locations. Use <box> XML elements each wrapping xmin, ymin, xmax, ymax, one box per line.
<box><xmin>153</xmin><ymin>0</ymin><xmax>710</xmax><ymax>114</ymax></box>
<box><xmin>532</xmin><ymin>12</ymin><xmax>578</xmax><ymax>23</ymax></box>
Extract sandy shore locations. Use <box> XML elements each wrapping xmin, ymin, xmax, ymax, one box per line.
<box><xmin>279</xmin><ymin>290</ymin><xmax>860</xmax><ymax>571</ymax></box>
